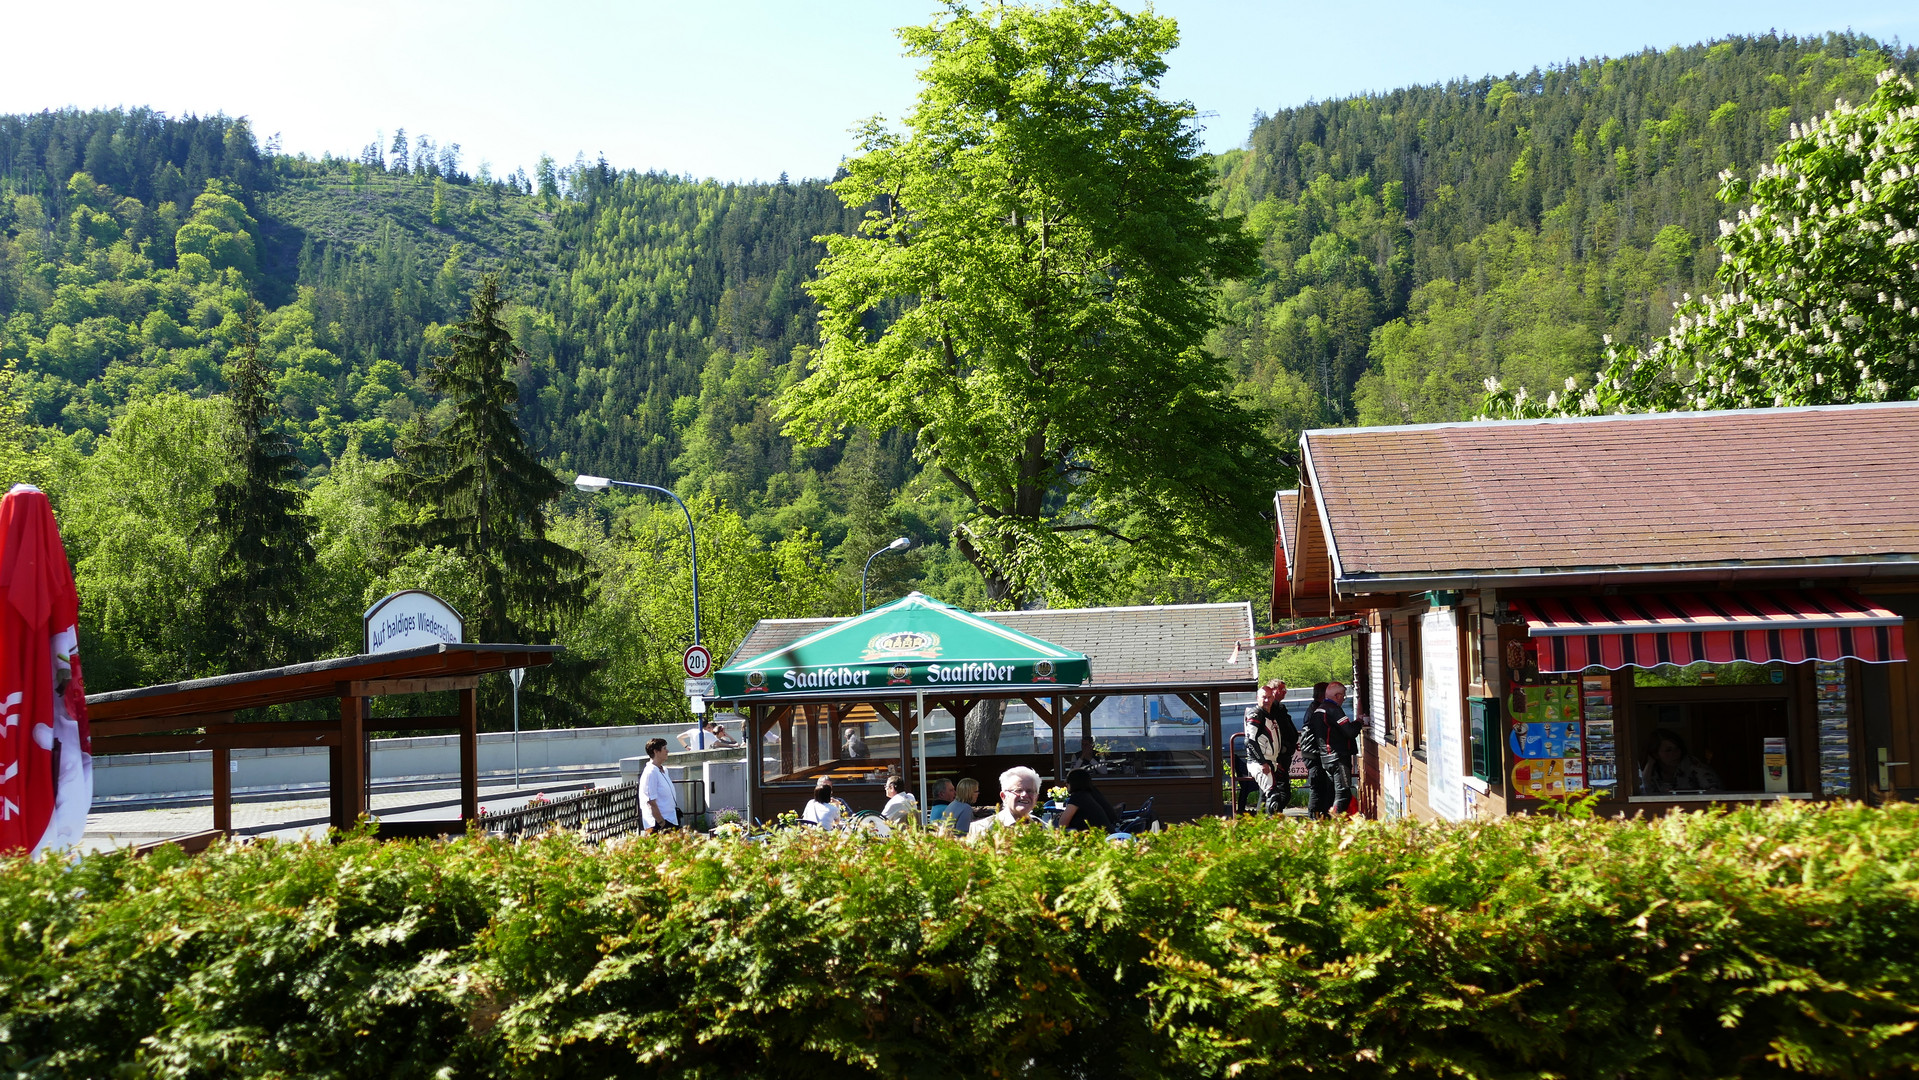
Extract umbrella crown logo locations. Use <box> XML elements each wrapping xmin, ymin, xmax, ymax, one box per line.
<box><xmin>863</xmin><ymin>630</ymin><xmax>941</xmax><ymax>660</ymax></box>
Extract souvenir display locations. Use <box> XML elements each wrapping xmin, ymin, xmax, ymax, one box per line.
<box><xmin>1581</xmin><ymin>674</ymin><xmax>1616</xmax><ymax>791</ymax></box>
<box><xmin>1815</xmin><ymin>660</ymin><xmax>1850</xmax><ymax>796</ymax></box>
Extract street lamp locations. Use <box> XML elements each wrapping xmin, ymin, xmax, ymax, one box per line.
<box><xmin>574</xmin><ymin>475</ymin><xmax>702</xmax><ymax>646</ymax></box>
<box><xmin>862</xmin><ymin>536</ymin><xmax>912</xmax><ymax>612</ymax></box>
<box><xmin>507</xmin><ymin>666</ymin><xmax>525</xmax><ymax>789</ymax></box>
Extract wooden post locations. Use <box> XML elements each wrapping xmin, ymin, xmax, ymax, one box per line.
<box><xmin>1053</xmin><ymin>696</ymin><xmax>1065</xmax><ymax>783</ymax></box>
<box><xmin>340</xmin><ymin>689</ymin><xmax>366</xmax><ymax>824</ymax></box>
<box><xmin>827</xmin><ymin>704</ymin><xmax>843</xmax><ymax>759</ymax></box>
<box><xmin>458</xmin><ymin>686</ymin><xmax>479</xmax><ymax>822</ymax></box>
<box><xmin>1209</xmin><ymin>690</ymin><xmax>1224</xmax><ymax>815</ymax></box>
<box><xmin>780</xmin><ymin>710</ymin><xmax>794</xmax><ymax>774</ymax></box>
<box><xmin>212</xmin><ymin>748</ymin><xmax>232</xmax><ymax>834</ymax></box>
<box><xmin>899</xmin><ymin>697</ymin><xmax>913</xmax><ymax>782</ymax></box>
<box><xmin>805</xmin><ymin>704</ymin><xmax>820</xmax><ymax>766</ymax></box>
<box><xmin>746</xmin><ymin>705</ymin><xmax>761</xmax><ymax>825</ymax></box>
<box><xmin>328</xmin><ymin>738</ymin><xmax>343</xmax><ymax>830</ymax></box>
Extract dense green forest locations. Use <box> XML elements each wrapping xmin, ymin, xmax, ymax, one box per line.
<box><xmin>1</xmin><ymin>28</ymin><xmax>1912</xmax><ymax>719</ymax></box>
<box><xmin>1210</xmin><ymin>32</ymin><xmax>1914</xmax><ymax>432</ymax></box>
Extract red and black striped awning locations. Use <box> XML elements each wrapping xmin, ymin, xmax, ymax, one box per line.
<box><xmin>1511</xmin><ymin>589</ymin><xmax>1907</xmax><ymax>673</ymax></box>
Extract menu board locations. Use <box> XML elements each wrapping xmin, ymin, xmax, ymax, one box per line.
<box><xmin>1506</xmin><ymin>681</ymin><xmax>1589</xmax><ymax>799</ymax></box>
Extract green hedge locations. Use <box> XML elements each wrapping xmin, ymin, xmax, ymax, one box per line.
<box><xmin>4</xmin><ymin>801</ymin><xmax>1918</xmax><ymax>1078</ymax></box>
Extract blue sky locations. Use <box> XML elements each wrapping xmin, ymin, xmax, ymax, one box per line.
<box><xmin>1</xmin><ymin>1</ymin><xmax>1911</xmax><ymax>184</ymax></box>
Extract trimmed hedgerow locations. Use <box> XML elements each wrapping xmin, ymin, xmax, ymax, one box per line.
<box><xmin>3</xmin><ymin>801</ymin><xmax>1917</xmax><ymax>1078</ymax></box>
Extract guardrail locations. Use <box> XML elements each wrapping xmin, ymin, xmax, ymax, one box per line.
<box><xmin>480</xmin><ymin>781</ymin><xmax>642</xmax><ymax>842</ymax></box>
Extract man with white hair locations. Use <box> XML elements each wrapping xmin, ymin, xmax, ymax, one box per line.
<box><xmin>967</xmin><ymin>765</ymin><xmax>1046</xmax><ymax>841</ymax></box>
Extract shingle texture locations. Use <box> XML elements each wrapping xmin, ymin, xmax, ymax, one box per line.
<box><xmin>1303</xmin><ymin>403</ymin><xmax>1919</xmax><ymax>579</ymax></box>
<box><xmin>728</xmin><ymin>603</ymin><xmax>1257</xmax><ymax>688</ymax></box>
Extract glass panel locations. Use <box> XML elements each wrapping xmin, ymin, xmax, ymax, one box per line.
<box><xmin>757</xmin><ymin>706</ymin><xmax>903</xmax><ymax>787</ymax></box>
<box><xmin>1632</xmin><ymin>661</ymin><xmax>1783</xmax><ymax>687</ymax></box>
<box><xmin>1082</xmin><ymin>693</ymin><xmax>1212</xmax><ymax>778</ymax></box>
<box><xmin>1632</xmin><ymin>699</ymin><xmax>1791</xmax><ymax>794</ymax></box>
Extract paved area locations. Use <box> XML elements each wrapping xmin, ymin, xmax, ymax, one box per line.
<box><xmin>80</xmin><ymin>773</ymin><xmax>614</xmax><ymax>853</ymax></box>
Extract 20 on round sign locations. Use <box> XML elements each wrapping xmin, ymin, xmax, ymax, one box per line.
<box><xmin>683</xmin><ymin>644</ymin><xmax>712</xmax><ymax>679</ymax></box>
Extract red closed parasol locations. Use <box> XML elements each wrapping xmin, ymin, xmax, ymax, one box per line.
<box><xmin>0</xmin><ymin>484</ymin><xmax>90</xmax><ymax>856</ymax></box>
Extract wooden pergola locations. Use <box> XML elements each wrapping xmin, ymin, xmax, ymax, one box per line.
<box><xmin>722</xmin><ymin>602</ymin><xmax>1262</xmax><ymax>824</ymax></box>
<box><xmin>88</xmin><ymin>643</ymin><xmax>561</xmax><ymax>844</ymax></box>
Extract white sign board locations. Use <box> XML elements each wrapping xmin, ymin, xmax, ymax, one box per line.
<box><xmin>364</xmin><ymin>590</ymin><xmax>464</xmax><ymax>654</ymax></box>
<box><xmin>683</xmin><ymin>678</ymin><xmax>716</xmax><ymax>698</ymax></box>
<box><xmin>1421</xmin><ymin>609</ymin><xmax>1467</xmax><ymax>821</ymax></box>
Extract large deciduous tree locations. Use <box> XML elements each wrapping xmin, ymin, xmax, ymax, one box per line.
<box><xmin>1485</xmin><ymin>69</ymin><xmax>1919</xmax><ymax>418</ymax></box>
<box><xmin>782</xmin><ymin>0</ymin><xmax>1277</xmax><ymax>608</ymax></box>
<box><xmin>383</xmin><ymin>274</ymin><xmax>586</xmax><ymax>645</ymax></box>
<box><xmin>204</xmin><ymin>306</ymin><xmax>315</xmax><ymax>672</ymax></box>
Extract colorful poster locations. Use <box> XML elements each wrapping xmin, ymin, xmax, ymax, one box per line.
<box><xmin>1507</xmin><ymin>676</ymin><xmax>1588</xmax><ymax>799</ymax></box>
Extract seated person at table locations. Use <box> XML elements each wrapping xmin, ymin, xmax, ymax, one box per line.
<box><xmin>801</xmin><ymin>781</ymin><xmax>843</xmax><ymax>828</ymax></box>
<box><xmin>1639</xmin><ymin>728</ymin><xmax>1723</xmax><ymax>795</ymax></box>
<box><xmin>1055</xmin><ymin>768</ymin><xmax>1117</xmax><ymax>833</ymax></box>
<box><xmin>925</xmin><ymin>778</ymin><xmax>955</xmax><ymax>817</ymax></box>
<box><xmin>930</xmin><ymin>778</ymin><xmax>978</xmax><ymax>834</ymax></box>
<box><xmin>842</xmin><ymin>727</ymin><xmax>870</xmax><ymax>759</ymax></box>
<box><xmin>968</xmin><ymin>766</ymin><xmax>1047</xmax><ymax>841</ymax></box>
<box><xmin>881</xmin><ymin>775</ymin><xmax>918</xmax><ymax>823</ymax></box>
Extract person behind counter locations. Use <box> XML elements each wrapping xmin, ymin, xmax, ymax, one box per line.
<box><xmin>1639</xmin><ymin>728</ymin><xmax>1723</xmax><ymax>795</ymax></box>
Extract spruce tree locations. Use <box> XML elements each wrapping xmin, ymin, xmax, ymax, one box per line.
<box><xmin>205</xmin><ymin>305</ymin><xmax>316</xmax><ymax>672</ymax></box>
<box><xmin>384</xmin><ymin>274</ymin><xmax>586</xmax><ymax>644</ymax></box>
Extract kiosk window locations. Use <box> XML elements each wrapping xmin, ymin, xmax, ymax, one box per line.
<box><xmin>1629</xmin><ymin>659</ymin><xmax>1796</xmax><ymax>796</ymax></box>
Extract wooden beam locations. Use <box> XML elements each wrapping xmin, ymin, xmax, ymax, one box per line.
<box><xmin>341</xmin><ymin>691</ymin><xmax>366</xmax><ymax>825</ymax></box>
<box><xmin>1175</xmin><ymin>692</ymin><xmax>1213</xmax><ymax>723</ymax></box>
<box><xmin>133</xmin><ymin>829</ymin><xmax>223</xmax><ymax>857</ymax></box>
<box><xmin>91</xmin><ymin>712</ymin><xmax>237</xmax><ymax>738</ymax></box>
<box><xmin>212</xmin><ymin>748</ymin><xmax>231</xmax><ymax>834</ymax></box>
<box><xmin>93</xmin><ymin>728</ymin><xmax>341</xmax><ymax>753</ymax></box>
<box><xmin>929</xmin><ymin>697</ymin><xmax>979</xmax><ymax>723</ymax></box>
<box><xmin>458</xmin><ymin>687</ymin><xmax>479</xmax><ymax>823</ymax></box>
<box><xmin>364</xmin><ymin>715</ymin><xmax>466</xmax><ymax>731</ymax></box>
<box><xmin>1018</xmin><ymin>696</ymin><xmax>1059</xmax><ymax>727</ymax></box>
<box><xmin>349</xmin><ymin>676</ymin><xmax>481</xmax><ymax>696</ymax></box>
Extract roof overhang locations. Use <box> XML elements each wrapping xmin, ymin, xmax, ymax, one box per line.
<box><xmin>1335</xmin><ymin>555</ymin><xmax>1919</xmax><ymax>596</ymax></box>
<box><xmin>88</xmin><ymin>643</ymin><xmax>563</xmax><ymax>721</ymax></box>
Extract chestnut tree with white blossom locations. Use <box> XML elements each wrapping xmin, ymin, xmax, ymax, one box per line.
<box><xmin>1485</xmin><ymin>68</ymin><xmax>1919</xmax><ymax>418</ymax></box>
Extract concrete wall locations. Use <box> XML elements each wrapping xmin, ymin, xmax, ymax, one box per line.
<box><xmin>93</xmin><ymin>720</ymin><xmax>747</xmax><ymax>802</ymax></box>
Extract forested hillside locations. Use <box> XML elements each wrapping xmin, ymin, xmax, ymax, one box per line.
<box><xmin>1208</xmin><ymin>32</ymin><xmax>1915</xmax><ymax>432</ymax></box>
<box><xmin>1</xmin><ymin>28</ymin><xmax>1913</xmax><ymax>712</ymax></box>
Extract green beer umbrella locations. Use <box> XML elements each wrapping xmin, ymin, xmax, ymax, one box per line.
<box><xmin>715</xmin><ymin>592</ymin><xmax>1089</xmax><ymax>699</ymax></box>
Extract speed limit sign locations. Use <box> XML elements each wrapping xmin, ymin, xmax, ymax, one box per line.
<box><xmin>682</xmin><ymin>644</ymin><xmax>712</xmax><ymax>679</ymax></box>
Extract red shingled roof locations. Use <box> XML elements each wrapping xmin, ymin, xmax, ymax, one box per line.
<box><xmin>1295</xmin><ymin>403</ymin><xmax>1919</xmax><ymax>590</ymax></box>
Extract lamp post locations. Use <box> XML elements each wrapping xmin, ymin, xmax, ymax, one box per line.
<box><xmin>508</xmin><ymin>666</ymin><xmax>525</xmax><ymax>789</ymax></box>
<box><xmin>574</xmin><ymin>475</ymin><xmax>702</xmax><ymax>646</ymax></box>
<box><xmin>862</xmin><ymin>536</ymin><xmax>911</xmax><ymax>613</ymax></box>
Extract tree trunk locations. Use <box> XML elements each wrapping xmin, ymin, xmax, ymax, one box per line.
<box><xmin>965</xmin><ymin>697</ymin><xmax>1006</xmax><ymax>757</ymax></box>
